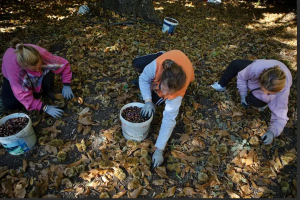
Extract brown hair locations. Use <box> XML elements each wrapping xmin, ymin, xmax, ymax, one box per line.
<box><xmin>259</xmin><ymin>65</ymin><xmax>286</xmax><ymax>93</ymax></box>
<box><xmin>10</xmin><ymin>38</ymin><xmax>41</xmax><ymax>68</ymax></box>
<box><xmin>160</xmin><ymin>59</ymin><xmax>186</xmax><ymax>92</ymax></box>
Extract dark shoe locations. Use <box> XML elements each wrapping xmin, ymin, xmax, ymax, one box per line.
<box><xmin>131</xmin><ymin>79</ymin><xmax>139</xmax><ymax>87</ymax></box>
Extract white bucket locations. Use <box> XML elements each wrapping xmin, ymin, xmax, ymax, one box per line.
<box><xmin>162</xmin><ymin>17</ymin><xmax>178</xmax><ymax>34</ymax></box>
<box><xmin>0</xmin><ymin>113</ymin><xmax>37</xmax><ymax>155</ymax></box>
<box><xmin>120</xmin><ymin>102</ymin><xmax>153</xmax><ymax>141</ymax></box>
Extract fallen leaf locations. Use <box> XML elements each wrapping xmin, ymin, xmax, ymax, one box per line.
<box><xmin>226</xmin><ymin>189</ymin><xmax>240</xmax><ymax>198</ymax></box>
<box><xmin>240</xmin><ymin>184</ymin><xmax>252</xmax><ymax>195</ymax></box>
<box><xmin>139</xmin><ymin>189</ymin><xmax>149</xmax><ymax>196</ymax></box>
<box><xmin>43</xmin><ymin>194</ymin><xmax>61</xmax><ymax>198</ymax></box>
<box><xmin>154</xmin><ymin>166</ymin><xmax>169</xmax><ymax>179</ymax></box>
<box><xmin>78</xmin><ymin>107</ymin><xmax>90</xmax><ymax>116</ymax></box>
<box><xmin>209</xmin><ymin>144</ymin><xmax>217</xmax><ymax>155</ymax></box>
<box><xmin>112</xmin><ymin>190</ymin><xmax>127</xmax><ymax>198</ymax></box>
<box><xmin>216</xmin><ymin>130</ymin><xmax>229</xmax><ymax>137</ymax></box>
<box><xmin>128</xmin><ymin>186</ymin><xmax>143</xmax><ymax>198</ymax></box>
<box><xmin>179</xmin><ymin>134</ymin><xmax>190</xmax><ymax>144</ymax></box>
<box><xmin>23</xmin><ymin>159</ymin><xmax>28</xmax><ymax>171</ymax></box>
<box><xmin>165</xmin><ymin>186</ymin><xmax>176</xmax><ymax>197</ymax></box>
<box><xmin>183</xmin><ymin>187</ymin><xmax>196</xmax><ymax>196</ymax></box>
<box><xmin>153</xmin><ymin>179</ymin><xmax>165</xmax><ymax>186</ymax></box>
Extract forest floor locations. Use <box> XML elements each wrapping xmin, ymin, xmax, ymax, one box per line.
<box><xmin>0</xmin><ymin>0</ymin><xmax>297</xmax><ymax>198</ymax></box>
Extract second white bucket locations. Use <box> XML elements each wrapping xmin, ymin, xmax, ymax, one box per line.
<box><xmin>0</xmin><ymin>113</ymin><xmax>37</xmax><ymax>155</ymax></box>
<box><xmin>120</xmin><ymin>102</ymin><xmax>153</xmax><ymax>141</ymax></box>
<box><xmin>162</xmin><ymin>17</ymin><xmax>178</xmax><ymax>34</ymax></box>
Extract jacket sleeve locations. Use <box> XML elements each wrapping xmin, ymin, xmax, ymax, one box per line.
<box><xmin>267</xmin><ymin>89</ymin><xmax>290</xmax><ymax>137</ymax></box>
<box><xmin>155</xmin><ymin>96</ymin><xmax>182</xmax><ymax>150</ymax></box>
<box><xmin>37</xmin><ymin>46</ymin><xmax>72</xmax><ymax>84</ymax></box>
<box><xmin>236</xmin><ymin>64</ymin><xmax>254</xmax><ymax>96</ymax></box>
<box><xmin>139</xmin><ymin>60</ymin><xmax>156</xmax><ymax>100</ymax></box>
<box><xmin>8</xmin><ymin>74</ymin><xmax>43</xmax><ymax>111</ymax></box>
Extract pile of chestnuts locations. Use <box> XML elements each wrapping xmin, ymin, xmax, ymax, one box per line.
<box><xmin>122</xmin><ymin>106</ymin><xmax>149</xmax><ymax>123</ymax></box>
<box><xmin>0</xmin><ymin>117</ymin><xmax>29</xmax><ymax>137</ymax></box>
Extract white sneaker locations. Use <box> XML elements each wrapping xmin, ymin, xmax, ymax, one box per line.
<box><xmin>257</xmin><ymin>105</ymin><xmax>268</xmax><ymax>112</ymax></box>
<box><xmin>207</xmin><ymin>0</ymin><xmax>222</xmax><ymax>4</ymax></box>
<box><xmin>211</xmin><ymin>82</ymin><xmax>226</xmax><ymax>92</ymax></box>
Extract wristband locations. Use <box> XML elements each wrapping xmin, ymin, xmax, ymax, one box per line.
<box><xmin>43</xmin><ymin>105</ymin><xmax>48</xmax><ymax>112</ymax></box>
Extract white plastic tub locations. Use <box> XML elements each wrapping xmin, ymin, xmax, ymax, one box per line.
<box><xmin>120</xmin><ymin>102</ymin><xmax>153</xmax><ymax>141</ymax></box>
<box><xmin>0</xmin><ymin>113</ymin><xmax>37</xmax><ymax>155</ymax></box>
<box><xmin>162</xmin><ymin>17</ymin><xmax>178</xmax><ymax>34</ymax></box>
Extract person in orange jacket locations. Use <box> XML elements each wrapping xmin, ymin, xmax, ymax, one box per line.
<box><xmin>132</xmin><ymin>50</ymin><xmax>195</xmax><ymax>168</ymax></box>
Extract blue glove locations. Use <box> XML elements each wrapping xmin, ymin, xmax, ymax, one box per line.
<box><xmin>140</xmin><ymin>101</ymin><xmax>155</xmax><ymax>118</ymax></box>
<box><xmin>62</xmin><ymin>85</ymin><xmax>75</xmax><ymax>100</ymax></box>
<box><xmin>261</xmin><ymin>131</ymin><xmax>274</xmax><ymax>145</ymax></box>
<box><xmin>240</xmin><ymin>95</ymin><xmax>248</xmax><ymax>108</ymax></box>
<box><xmin>152</xmin><ymin>148</ymin><xmax>164</xmax><ymax>168</ymax></box>
<box><xmin>45</xmin><ymin>105</ymin><xmax>64</xmax><ymax>118</ymax></box>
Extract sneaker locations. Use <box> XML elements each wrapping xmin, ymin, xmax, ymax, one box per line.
<box><xmin>211</xmin><ymin>82</ymin><xmax>226</xmax><ymax>92</ymax></box>
<box><xmin>131</xmin><ymin>79</ymin><xmax>139</xmax><ymax>87</ymax></box>
<box><xmin>207</xmin><ymin>0</ymin><xmax>222</xmax><ymax>4</ymax></box>
<box><xmin>257</xmin><ymin>105</ymin><xmax>268</xmax><ymax>112</ymax></box>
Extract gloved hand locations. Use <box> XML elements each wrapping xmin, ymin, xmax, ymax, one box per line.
<box><xmin>45</xmin><ymin>105</ymin><xmax>64</xmax><ymax>118</ymax></box>
<box><xmin>140</xmin><ymin>101</ymin><xmax>155</xmax><ymax>118</ymax></box>
<box><xmin>240</xmin><ymin>95</ymin><xmax>248</xmax><ymax>108</ymax></box>
<box><xmin>152</xmin><ymin>148</ymin><xmax>164</xmax><ymax>168</ymax></box>
<box><xmin>261</xmin><ymin>131</ymin><xmax>274</xmax><ymax>145</ymax></box>
<box><xmin>62</xmin><ymin>85</ymin><xmax>75</xmax><ymax>100</ymax></box>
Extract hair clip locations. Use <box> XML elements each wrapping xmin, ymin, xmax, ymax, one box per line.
<box><xmin>14</xmin><ymin>43</ymin><xmax>22</xmax><ymax>52</ymax></box>
<box><xmin>168</xmin><ymin>60</ymin><xmax>174</xmax><ymax>68</ymax></box>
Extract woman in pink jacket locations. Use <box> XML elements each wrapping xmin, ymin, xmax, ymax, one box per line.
<box><xmin>211</xmin><ymin>59</ymin><xmax>292</xmax><ymax>145</ymax></box>
<box><xmin>1</xmin><ymin>38</ymin><xmax>74</xmax><ymax>118</ymax></box>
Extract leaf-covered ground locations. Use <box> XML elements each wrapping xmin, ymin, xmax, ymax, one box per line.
<box><xmin>0</xmin><ymin>0</ymin><xmax>297</xmax><ymax>198</ymax></box>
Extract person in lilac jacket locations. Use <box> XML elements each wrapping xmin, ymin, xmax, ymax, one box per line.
<box><xmin>211</xmin><ymin>59</ymin><xmax>292</xmax><ymax>145</ymax></box>
<box><xmin>1</xmin><ymin>38</ymin><xmax>75</xmax><ymax>118</ymax></box>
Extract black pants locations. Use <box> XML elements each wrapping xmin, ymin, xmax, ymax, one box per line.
<box><xmin>1</xmin><ymin>71</ymin><xmax>55</xmax><ymax>110</ymax></box>
<box><xmin>218</xmin><ymin>59</ymin><xmax>267</xmax><ymax>108</ymax></box>
<box><xmin>132</xmin><ymin>52</ymin><xmax>165</xmax><ymax>105</ymax></box>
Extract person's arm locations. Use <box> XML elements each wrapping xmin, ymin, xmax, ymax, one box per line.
<box><xmin>236</xmin><ymin>64</ymin><xmax>254</xmax><ymax>97</ymax></box>
<box><xmin>8</xmin><ymin>74</ymin><xmax>43</xmax><ymax>111</ymax></box>
<box><xmin>267</xmin><ymin>89</ymin><xmax>290</xmax><ymax>137</ymax></box>
<box><xmin>35</xmin><ymin>45</ymin><xmax>72</xmax><ymax>85</ymax></box>
<box><xmin>155</xmin><ymin>96</ymin><xmax>183</xmax><ymax>151</ymax></box>
<box><xmin>138</xmin><ymin>60</ymin><xmax>156</xmax><ymax>101</ymax></box>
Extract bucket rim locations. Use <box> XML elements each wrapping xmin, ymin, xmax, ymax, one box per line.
<box><xmin>120</xmin><ymin>102</ymin><xmax>153</xmax><ymax>126</ymax></box>
<box><xmin>0</xmin><ymin>113</ymin><xmax>32</xmax><ymax>139</ymax></box>
<box><xmin>164</xmin><ymin>17</ymin><xmax>178</xmax><ymax>25</ymax></box>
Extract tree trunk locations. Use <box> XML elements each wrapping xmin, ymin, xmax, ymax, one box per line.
<box><xmin>100</xmin><ymin>0</ymin><xmax>162</xmax><ymax>23</ymax></box>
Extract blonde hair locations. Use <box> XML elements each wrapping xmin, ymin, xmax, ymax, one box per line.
<box><xmin>160</xmin><ymin>59</ymin><xmax>186</xmax><ymax>92</ymax></box>
<box><xmin>259</xmin><ymin>65</ymin><xmax>286</xmax><ymax>93</ymax></box>
<box><xmin>10</xmin><ymin>38</ymin><xmax>41</xmax><ymax>68</ymax></box>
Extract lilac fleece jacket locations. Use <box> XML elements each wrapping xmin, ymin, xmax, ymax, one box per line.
<box><xmin>1</xmin><ymin>44</ymin><xmax>72</xmax><ymax>111</ymax></box>
<box><xmin>237</xmin><ymin>59</ymin><xmax>292</xmax><ymax>137</ymax></box>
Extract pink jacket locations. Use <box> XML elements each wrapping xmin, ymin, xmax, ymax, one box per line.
<box><xmin>237</xmin><ymin>59</ymin><xmax>292</xmax><ymax>137</ymax></box>
<box><xmin>1</xmin><ymin>44</ymin><xmax>72</xmax><ymax>111</ymax></box>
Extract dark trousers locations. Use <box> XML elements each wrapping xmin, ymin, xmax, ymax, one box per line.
<box><xmin>1</xmin><ymin>71</ymin><xmax>55</xmax><ymax>110</ymax></box>
<box><xmin>218</xmin><ymin>59</ymin><xmax>267</xmax><ymax>108</ymax></box>
<box><xmin>132</xmin><ymin>52</ymin><xmax>165</xmax><ymax>105</ymax></box>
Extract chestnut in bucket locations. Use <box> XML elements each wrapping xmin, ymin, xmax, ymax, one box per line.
<box><xmin>0</xmin><ymin>117</ymin><xmax>29</xmax><ymax>137</ymax></box>
<box><xmin>121</xmin><ymin>106</ymin><xmax>150</xmax><ymax>123</ymax></box>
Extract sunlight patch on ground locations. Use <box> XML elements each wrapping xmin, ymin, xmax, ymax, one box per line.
<box><xmin>185</xmin><ymin>2</ymin><xmax>195</xmax><ymax>7</ymax></box>
<box><xmin>155</xmin><ymin>6</ymin><xmax>164</xmax><ymax>10</ymax></box>
<box><xmin>245</xmin><ymin>12</ymin><xmax>296</xmax><ymax>30</ymax></box>
<box><xmin>46</xmin><ymin>15</ymin><xmax>69</xmax><ymax>20</ymax></box>
<box><xmin>0</xmin><ymin>25</ymin><xmax>26</xmax><ymax>33</ymax></box>
<box><xmin>206</xmin><ymin>17</ymin><xmax>217</xmax><ymax>21</ymax></box>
